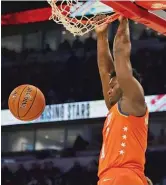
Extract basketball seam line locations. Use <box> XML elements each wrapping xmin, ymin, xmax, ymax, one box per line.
<box><xmin>9</xmin><ymin>90</ymin><xmax>18</xmax><ymax>118</ymax></box>
<box><xmin>9</xmin><ymin>106</ymin><xmax>19</xmax><ymax>119</ymax></box>
<box><xmin>23</xmin><ymin>102</ymin><xmax>45</xmax><ymax>121</ymax></box>
<box><xmin>9</xmin><ymin>87</ymin><xmax>18</xmax><ymax>116</ymax></box>
<box><xmin>17</xmin><ymin>85</ymin><xmax>28</xmax><ymax>118</ymax></box>
<box><xmin>20</xmin><ymin>86</ymin><xmax>38</xmax><ymax>118</ymax></box>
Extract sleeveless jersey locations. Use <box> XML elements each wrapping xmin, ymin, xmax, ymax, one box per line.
<box><xmin>98</xmin><ymin>102</ymin><xmax>149</xmax><ymax>179</ymax></box>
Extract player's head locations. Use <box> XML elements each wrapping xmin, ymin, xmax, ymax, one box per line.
<box><xmin>108</xmin><ymin>68</ymin><xmax>141</xmax><ymax>106</ymax></box>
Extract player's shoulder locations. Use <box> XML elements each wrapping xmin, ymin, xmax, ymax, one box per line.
<box><xmin>111</xmin><ymin>101</ymin><xmax>149</xmax><ymax>119</ymax></box>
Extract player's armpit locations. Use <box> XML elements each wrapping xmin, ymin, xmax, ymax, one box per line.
<box><xmin>119</xmin><ymin>75</ymin><xmax>146</xmax><ymax>116</ymax></box>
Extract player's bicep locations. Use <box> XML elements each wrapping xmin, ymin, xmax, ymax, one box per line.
<box><xmin>100</xmin><ymin>72</ymin><xmax>111</xmax><ymax>110</ymax></box>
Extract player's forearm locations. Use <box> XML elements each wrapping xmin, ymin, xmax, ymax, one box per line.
<box><xmin>113</xmin><ymin>41</ymin><xmax>132</xmax><ymax>79</ymax></box>
<box><xmin>97</xmin><ymin>34</ymin><xmax>114</xmax><ymax>74</ymax></box>
<box><xmin>113</xmin><ymin>18</ymin><xmax>132</xmax><ymax>79</ymax></box>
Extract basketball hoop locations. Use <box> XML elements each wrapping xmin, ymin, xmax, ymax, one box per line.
<box><xmin>47</xmin><ymin>0</ymin><xmax>120</xmax><ymax>36</ymax></box>
<box><xmin>48</xmin><ymin>0</ymin><xmax>166</xmax><ymax>36</ymax></box>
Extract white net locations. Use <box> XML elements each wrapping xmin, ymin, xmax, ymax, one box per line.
<box><xmin>47</xmin><ymin>0</ymin><xmax>120</xmax><ymax>36</ymax></box>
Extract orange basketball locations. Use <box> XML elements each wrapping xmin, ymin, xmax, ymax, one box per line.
<box><xmin>8</xmin><ymin>85</ymin><xmax>45</xmax><ymax>121</ymax></box>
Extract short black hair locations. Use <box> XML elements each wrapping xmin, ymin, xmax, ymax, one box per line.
<box><xmin>110</xmin><ymin>68</ymin><xmax>141</xmax><ymax>83</ymax></box>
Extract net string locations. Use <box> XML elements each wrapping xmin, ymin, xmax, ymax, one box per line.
<box><xmin>48</xmin><ymin>0</ymin><xmax>120</xmax><ymax>36</ymax></box>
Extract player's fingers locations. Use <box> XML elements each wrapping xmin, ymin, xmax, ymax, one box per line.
<box><xmin>118</xmin><ymin>15</ymin><xmax>128</xmax><ymax>22</ymax></box>
<box><xmin>94</xmin><ymin>14</ymin><xmax>107</xmax><ymax>22</ymax></box>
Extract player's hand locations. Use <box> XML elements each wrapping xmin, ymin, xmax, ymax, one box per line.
<box><xmin>118</xmin><ymin>15</ymin><xmax>127</xmax><ymax>23</ymax></box>
<box><xmin>94</xmin><ymin>15</ymin><xmax>109</xmax><ymax>35</ymax></box>
<box><xmin>117</xmin><ymin>16</ymin><xmax>130</xmax><ymax>36</ymax></box>
<box><xmin>113</xmin><ymin>15</ymin><xmax>131</xmax><ymax>56</ymax></box>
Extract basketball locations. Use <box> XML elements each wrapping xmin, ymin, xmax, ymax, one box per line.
<box><xmin>8</xmin><ymin>85</ymin><xmax>45</xmax><ymax>121</ymax></box>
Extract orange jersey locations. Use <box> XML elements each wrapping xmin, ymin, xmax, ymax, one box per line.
<box><xmin>98</xmin><ymin>102</ymin><xmax>149</xmax><ymax>182</ymax></box>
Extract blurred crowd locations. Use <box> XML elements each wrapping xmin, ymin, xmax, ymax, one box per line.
<box><xmin>2</xmin><ymin>156</ymin><xmax>166</xmax><ymax>185</ymax></box>
<box><xmin>1</xmin><ymin>31</ymin><xmax>166</xmax><ymax>109</ymax></box>
<box><xmin>2</xmin><ymin>160</ymin><xmax>98</xmax><ymax>185</ymax></box>
<box><xmin>148</xmin><ymin>128</ymin><xmax>166</xmax><ymax>147</ymax></box>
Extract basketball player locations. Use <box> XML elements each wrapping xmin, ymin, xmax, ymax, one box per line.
<box><xmin>95</xmin><ymin>16</ymin><xmax>149</xmax><ymax>185</ymax></box>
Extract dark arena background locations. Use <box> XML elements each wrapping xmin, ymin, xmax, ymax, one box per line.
<box><xmin>1</xmin><ymin>1</ymin><xmax>166</xmax><ymax>185</ymax></box>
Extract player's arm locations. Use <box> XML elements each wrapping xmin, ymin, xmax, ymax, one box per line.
<box><xmin>113</xmin><ymin>17</ymin><xmax>146</xmax><ymax>116</ymax></box>
<box><xmin>96</xmin><ymin>22</ymin><xmax>114</xmax><ymax>110</ymax></box>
